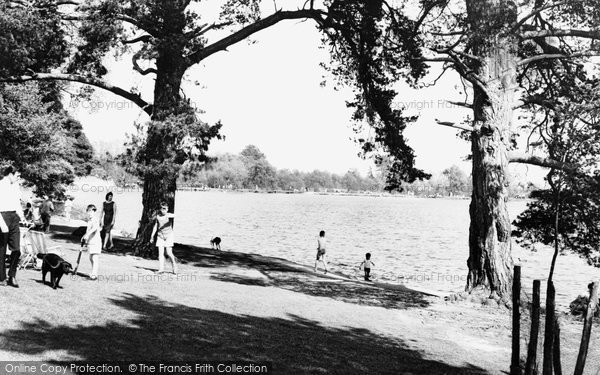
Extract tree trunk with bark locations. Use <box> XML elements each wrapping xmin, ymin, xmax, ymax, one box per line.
<box><xmin>465</xmin><ymin>0</ymin><xmax>518</xmax><ymax>297</ymax></box>
<box><xmin>132</xmin><ymin>8</ymin><xmax>187</xmax><ymax>256</ymax></box>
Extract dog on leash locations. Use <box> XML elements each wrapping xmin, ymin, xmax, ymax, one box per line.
<box><xmin>37</xmin><ymin>253</ymin><xmax>73</xmax><ymax>289</ymax></box>
<box><xmin>210</xmin><ymin>237</ymin><xmax>222</xmax><ymax>250</ymax></box>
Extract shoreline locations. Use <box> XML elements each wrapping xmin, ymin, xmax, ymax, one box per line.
<box><xmin>2</xmin><ymin>220</ymin><xmax>599</xmax><ymax>373</ymax></box>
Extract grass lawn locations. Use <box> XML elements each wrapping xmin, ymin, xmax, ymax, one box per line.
<box><xmin>0</xmin><ymin>219</ymin><xmax>598</xmax><ymax>374</ymax></box>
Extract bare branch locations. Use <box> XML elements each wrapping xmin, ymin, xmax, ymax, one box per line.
<box><xmin>445</xmin><ymin>50</ymin><xmax>490</xmax><ymax>97</ymax></box>
<box><xmin>132</xmin><ymin>53</ymin><xmax>157</xmax><ymax>76</ymax></box>
<box><xmin>413</xmin><ymin>57</ymin><xmax>454</xmax><ymax>63</ymax></box>
<box><xmin>521</xmin><ymin>29</ymin><xmax>600</xmax><ymax>40</ymax></box>
<box><xmin>517</xmin><ymin>52</ymin><xmax>596</xmax><ymax>66</ymax></box>
<box><xmin>185</xmin><ymin>22</ymin><xmax>233</xmax><ymax>40</ymax></box>
<box><xmin>123</xmin><ymin>35</ymin><xmax>152</xmax><ymax>45</ymax></box>
<box><xmin>447</xmin><ymin>100</ymin><xmax>473</xmax><ymax>109</ymax></box>
<box><xmin>185</xmin><ymin>8</ymin><xmax>327</xmax><ymax>66</ymax></box>
<box><xmin>512</xmin><ymin>1</ymin><xmax>569</xmax><ymax>33</ymax></box>
<box><xmin>0</xmin><ymin>73</ymin><xmax>153</xmax><ymax>115</ymax></box>
<box><xmin>435</xmin><ymin>119</ymin><xmax>472</xmax><ymax>132</ymax></box>
<box><xmin>515</xmin><ymin>95</ymin><xmax>556</xmax><ymax>110</ymax></box>
<box><xmin>508</xmin><ymin>152</ymin><xmax>577</xmax><ymax>170</ymax></box>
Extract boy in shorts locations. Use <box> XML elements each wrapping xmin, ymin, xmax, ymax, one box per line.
<box><xmin>314</xmin><ymin>230</ymin><xmax>328</xmax><ymax>274</ymax></box>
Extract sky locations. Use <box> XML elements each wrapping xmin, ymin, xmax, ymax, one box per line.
<box><xmin>64</xmin><ymin>2</ymin><xmax>547</xmax><ymax>182</ymax></box>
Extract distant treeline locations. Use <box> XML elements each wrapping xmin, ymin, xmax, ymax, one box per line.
<box><xmin>180</xmin><ymin>145</ymin><xmax>383</xmax><ymax>192</ymax></box>
<box><xmin>95</xmin><ymin>145</ymin><xmax>538</xmax><ymax>196</ymax></box>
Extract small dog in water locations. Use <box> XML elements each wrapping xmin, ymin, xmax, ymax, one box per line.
<box><xmin>37</xmin><ymin>253</ymin><xmax>73</xmax><ymax>289</ymax></box>
<box><xmin>210</xmin><ymin>237</ymin><xmax>222</xmax><ymax>250</ymax></box>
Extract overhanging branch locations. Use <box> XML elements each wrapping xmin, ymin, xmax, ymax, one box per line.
<box><xmin>517</xmin><ymin>52</ymin><xmax>596</xmax><ymax>66</ymax></box>
<box><xmin>185</xmin><ymin>8</ymin><xmax>326</xmax><ymax>66</ymax></box>
<box><xmin>0</xmin><ymin>73</ymin><xmax>153</xmax><ymax>115</ymax></box>
<box><xmin>521</xmin><ymin>29</ymin><xmax>600</xmax><ymax>40</ymax></box>
<box><xmin>435</xmin><ymin>119</ymin><xmax>472</xmax><ymax>132</ymax></box>
<box><xmin>508</xmin><ymin>152</ymin><xmax>577</xmax><ymax>170</ymax></box>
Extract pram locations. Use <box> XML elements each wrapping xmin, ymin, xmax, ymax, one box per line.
<box><xmin>18</xmin><ymin>226</ymin><xmax>62</xmax><ymax>270</ymax></box>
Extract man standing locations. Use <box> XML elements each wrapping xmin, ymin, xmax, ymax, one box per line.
<box><xmin>0</xmin><ymin>165</ymin><xmax>25</xmax><ymax>288</ymax></box>
<box><xmin>40</xmin><ymin>194</ymin><xmax>54</xmax><ymax>233</ymax></box>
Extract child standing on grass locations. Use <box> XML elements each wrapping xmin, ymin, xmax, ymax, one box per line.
<box><xmin>359</xmin><ymin>253</ymin><xmax>375</xmax><ymax>281</ymax></box>
<box><xmin>81</xmin><ymin>204</ymin><xmax>101</xmax><ymax>280</ymax></box>
<box><xmin>314</xmin><ymin>230</ymin><xmax>328</xmax><ymax>274</ymax></box>
<box><xmin>151</xmin><ymin>202</ymin><xmax>177</xmax><ymax>274</ymax></box>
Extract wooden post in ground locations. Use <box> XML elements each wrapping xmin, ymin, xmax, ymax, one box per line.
<box><xmin>525</xmin><ymin>279</ymin><xmax>541</xmax><ymax>375</ymax></box>
<box><xmin>542</xmin><ymin>280</ymin><xmax>555</xmax><ymax>375</ymax></box>
<box><xmin>552</xmin><ymin>317</ymin><xmax>562</xmax><ymax>375</ymax></box>
<box><xmin>574</xmin><ymin>281</ymin><xmax>599</xmax><ymax>375</ymax></box>
<box><xmin>511</xmin><ymin>265</ymin><xmax>521</xmax><ymax>375</ymax></box>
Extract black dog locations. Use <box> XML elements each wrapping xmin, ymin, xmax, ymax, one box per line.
<box><xmin>37</xmin><ymin>253</ymin><xmax>73</xmax><ymax>289</ymax></box>
<box><xmin>210</xmin><ymin>237</ymin><xmax>222</xmax><ymax>250</ymax></box>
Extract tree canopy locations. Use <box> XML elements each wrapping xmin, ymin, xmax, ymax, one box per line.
<box><xmin>0</xmin><ymin>83</ymin><xmax>95</xmax><ymax>197</ymax></box>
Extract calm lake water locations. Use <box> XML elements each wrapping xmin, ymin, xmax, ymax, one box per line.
<box><xmin>70</xmin><ymin>188</ymin><xmax>599</xmax><ymax>308</ymax></box>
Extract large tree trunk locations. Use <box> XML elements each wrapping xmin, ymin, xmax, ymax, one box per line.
<box><xmin>465</xmin><ymin>0</ymin><xmax>518</xmax><ymax>297</ymax></box>
<box><xmin>132</xmin><ymin>10</ymin><xmax>187</xmax><ymax>256</ymax></box>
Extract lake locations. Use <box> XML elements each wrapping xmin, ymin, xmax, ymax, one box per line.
<box><xmin>69</xmin><ymin>185</ymin><xmax>599</xmax><ymax>308</ymax></box>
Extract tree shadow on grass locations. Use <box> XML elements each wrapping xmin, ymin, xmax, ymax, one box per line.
<box><xmin>0</xmin><ymin>293</ymin><xmax>489</xmax><ymax>374</ymax></box>
<box><xmin>46</xmin><ymin>226</ymin><xmax>433</xmax><ymax>310</ymax></box>
<box><xmin>209</xmin><ymin>272</ymin><xmax>431</xmax><ymax>310</ymax></box>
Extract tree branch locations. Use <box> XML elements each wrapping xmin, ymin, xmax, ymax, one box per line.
<box><xmin>511</xmin><ymin>1</ymin><xmax>569</xmax><ymax>33</ymax></box>
<box><xmin>447</xmin><ymin>100</ymin><xmax>473</xmax><ymax>109</ymax></box>
<box><xmin>0</xmin><ymin>73</ymin><xmax>153</xmax><ymax>115</ymax></box>
<box><xmin>132</xmin><ymin>53</ymin><xmax>158</xmax><ymax>76</ymax></box>
<box><xmin>508</xmin><ymin>152</ymin><xmax>576</xmax><ymax>170</ymax></box>
<box><xmin>521</xmin><ymin>29</ymin><xmax>600</xmax><ymax>40</ymax></box>
<box><xmin>435</xmin><ymin>119</ymin><xmax>472</xmax><ymax>132</ymax></box>
<box><xmin>517</xmin><ymin>52</ymin><xmax>596</xmax><ymax>65</ymax></box>
<box><xmin>185</xmin><ymin>9</ymin><xmax>326</xmax><ymax>66</ymax></box>
<box><xmin>184</xmin><ymin>22</ymin><xmax>233</xmax><ymax>40</ymax></box>
<box><xmin>515</xmin><ymin>95</ymin><xmax>556</xmax><ymax>110</ymax></box>
<box><xmin>123</xmin><ymin>35</ymin><xmax>152</xmax><ymax>45</ymax></box>
<box><xmin>413</xmin><ymin>57</ymin><xmax>454</xmax><ymax>63</ymax></box>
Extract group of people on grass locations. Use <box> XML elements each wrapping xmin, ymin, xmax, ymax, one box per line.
<box><xmin>76</xmin><ymin>198</ymin><xmax>177</xmax><ymax>279</ymax></box>
<box><xmin>1</xmin><ymin>164</ymin><xmax>373</xmax><ymax>287</ymax></box>
<box><xmin>0</xmin><ymin>162</ymin><xmax>178</xmax><ymax>286</ymax></box>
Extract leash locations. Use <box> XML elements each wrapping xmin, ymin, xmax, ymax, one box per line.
<box><xmin>41</xmin><ymin>255</ymin><xmax>63</xmax><ymax>269</ymax></box>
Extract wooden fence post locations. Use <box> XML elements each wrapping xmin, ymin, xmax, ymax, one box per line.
<box><xmin>542</xmin><ymin>280</ymin><xmax>555</xmax><ymax>375</ymax></box>
<box><xmin>552</xmin><ymin>317</ymin><xmax>562</xmax><ymax>375</ymax></box>
<box><xmin>511</xmin><ymin>265</ymin><xmax>522</xmax><ymax>375</ymax></box>
<box><xmin>525</xmin><ymin>279</ymin><xmax>541</xmax><ymax>375</ymax></box>
<box><xmin>574</xmin><ymin>281</ymin><xmax>599</xmax><ymax>375</ymax></box>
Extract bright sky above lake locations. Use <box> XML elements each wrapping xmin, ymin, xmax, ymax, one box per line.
<box><xmin>64</xmin><ymin>2</ymin><xmax>546</xmax><ymax>182</ymax></box>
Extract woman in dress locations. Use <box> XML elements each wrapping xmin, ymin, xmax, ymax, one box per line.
<box><xmin>99</xmin><ymin>192</ymin><xmax>117</xmax><ymax>250</ymax></box>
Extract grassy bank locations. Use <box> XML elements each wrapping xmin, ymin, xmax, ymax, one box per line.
<box><xmin>0</xmin><ymin>219</ymin><xmax>598</xmax><ymax>374</ymax></box>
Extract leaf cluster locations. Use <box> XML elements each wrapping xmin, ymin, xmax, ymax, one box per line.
<box><xmin>320</xmin><ymin>0</ymin><xmax>430</xmax><ymax>191</ymax></box>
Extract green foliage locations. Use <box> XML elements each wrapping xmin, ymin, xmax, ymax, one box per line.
<box><xmin>513</xmin><ymin>174</ymin><xmax>600</xmax><ymax>267</ymax></box>
<box><xmin>219</xmin><ymin>0</ymin><xmax>261</xmax><ymax>26</ymax></box>
<box><xmin>185</xmin><ymin>145</ymin><xmax>386</xmax><ymax>192</ymax></box>
<box><xmin>0</xmin><ymin>83</ymin><xmax>75</xmax><ymax>197</ymax></box>
<box><xmin>122</xmin><ymin>106</ymin><xmax>222</xmax><ymax>181</ymax></box>
<box><xmin>513</xmin><ymin>79</ymin><xmax>600</xmax><ymax>268</ymax></box>
<box><xmin>61</xmin><ymin>118</ymin><xmax>97</xmax><ymax>176</ymax></box>
<box><xmin>94</xmin><ymin>152</ymin><xmax>140</xmax><ymax>186</ymax></box>
<box><xmin>321</xmin><ymin>0</ymin><xmax>430</xmax><ymax>191</ymax></box>
<box><xmin>0</xmin><ymin>3</ymin><xmax>67</xmax><ymax>76</ymax></box>
<box><xmin>69</xmin><ymin>0</ymin><xmax>125</xmax><ymax>76</ymax></box>
<box><xmin>442</xmin><ymin>165</ymin><xmax>469</xmax><ymax>194</ymax></box>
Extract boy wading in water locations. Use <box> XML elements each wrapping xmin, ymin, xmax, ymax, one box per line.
<box><xmin>151</xmin><ymin>202</ymin><xmax>177</xmax><ymax>274</ymax></box>
<box><xmin>314</xmin><ymin>230</ymin><xmax>328</xmax><ymax>274</ymax></box>
<box><xmin>359</xmin><ymin>253</ymin><xmax>375</xmax><ymax>281</ymax></box>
